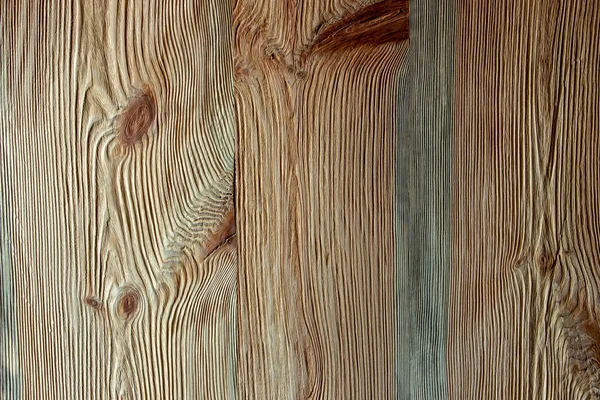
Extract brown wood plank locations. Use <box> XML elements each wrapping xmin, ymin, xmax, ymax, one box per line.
<box><xmin>234</xmin><ymin>0</ymin><xmax>408</xmax><ymax>397</ymax></box>
<box><xmin>451</xmin><ymin>0</ymin><xmax>600</xmax><ymax>397</ymax></box>
<box><xmin>0</xmin><ymin>1</ymin><xmax>236</xmax><ymax>398</ymax></box>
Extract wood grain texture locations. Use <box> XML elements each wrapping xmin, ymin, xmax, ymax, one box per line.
<box><xmin>395</xmin><ymin>42</ymin><xmax>411</xmax><ymax>399</ymax></box>
<box><xmin>450</xmin><ymin>0</ymin><xmax>600</xmax><ymax>397</ymax></box>
<box><xmin>396</xmin><ymin>0</ymin><xmax>454</xmax><ymax>398</ymax></box>
<box><xmin>234</xmin><ymin>0</ymin><xmax>408</xmax><ymax>398</ymax></box>
<box><xmin>0</xmin><ymin>0</ymin><xmax>236</xmax><ymax>398</ymax></box>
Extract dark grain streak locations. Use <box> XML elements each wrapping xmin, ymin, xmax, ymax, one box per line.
<box><xmin>311</xmin><ymin>0</ymin><xmax>409</xmax><ymax>53</ymax></box>
<box><xmin>202</xmin><ymin>209</ymin><xmax>236</xmax><ymax>261</ymax></box>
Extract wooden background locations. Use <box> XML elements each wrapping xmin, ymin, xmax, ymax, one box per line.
<box><xmin>1</xmin><ymin>0</ymin><xmax>599</xmax><ymax>399</ymax></box>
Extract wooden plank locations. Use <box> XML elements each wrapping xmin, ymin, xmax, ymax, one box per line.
<box><xmin>0</xmin><ymin>1</ymin><xmax>236</xmax><ymax>398</ymax></box>
<box><xmin>396</xmin><ymin>0</ymin><xmax>454</xmax><ymax>398</ymax></box>
<box><xmin>450</xmin><ymin>0</ymin><xmax>600</xmax><ymax>397</ymax></box>
<box><xmin>234</xmin><ymin>0</ymin><xmax>408</xmax><ymax>397</ymax></box>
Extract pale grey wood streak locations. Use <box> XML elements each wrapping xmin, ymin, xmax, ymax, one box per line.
<box><xmin>0</xmin><ymin>0</ymin><xmax>236</xmax><ymax>398</ymax></box>
<box><xmin>451</xmin><ymin>0</ymin><xmax>600</xmax><ymax>398</ymax></box>
<box><xmin>396</xmin><ymin>0</ymin><xmax>454</xmax><ymax>398</ymax></box>
<box><xmin>394</xmin><ymin>42</ymin><xmax>411</xmax><ymax>398</ymax></box>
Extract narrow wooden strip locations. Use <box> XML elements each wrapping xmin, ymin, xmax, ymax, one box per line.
<box><xmin>394</xmin><ymin>40</ymin><xmax>411</xmax><ymax>398</ymax></box>
<box><xmin>396</xmin><ymin>0</ymin><xmax>455</xmax><ymax>397</ymax></box>
<box><xmin>311</xmin><ymin>0</ymin><xmax>409</xmax><ymax>54</ymax></box>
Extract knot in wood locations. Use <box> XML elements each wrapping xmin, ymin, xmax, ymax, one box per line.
<box><xmin>537</xmin><ymin>250</ymin><xmax>556</xmax><ymax>274</ymax></box>
<box><xmin>85</xmin><ymin>296</ymin><xmax>102</xmax><ymax>311</ymax></box>
<box><xmin>119</xmin><ymin>88</ymin><xmax>157</xmax><ymax>148</ymax></box>
<box><xmin>117</xmin><ymin>287</ymin><xmax>141</xmax><ymax>321</ymax></box>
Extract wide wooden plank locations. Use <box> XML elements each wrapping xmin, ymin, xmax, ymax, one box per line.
<box><xmin>451</xmin><ymin>0</ymin><xmax>600</xmax><ymax>397</ymax></box>
<box><xmin>234</xmin><ymin>0</ymin><xmax>408</xmax><ymax>397</ymax></box>
<box><xmin>0</xmin><ymin>1</ymin><xmax>236</xmax><ymax>398</ymax></box>
<box><xmin>396</xmin><ymin>0</ymin><xmax>454</xmax><ymax>398</ymax></box>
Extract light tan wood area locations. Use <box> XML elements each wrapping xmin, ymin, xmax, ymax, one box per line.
<box><xmin>234</xmin><ymin>0</ymin><xmax>408</xmax><ymax>398</ymax></box>
<box><xmin>1</xmin><ymin>1</ymin><xmax>236</xmax><ymax>398</ymax></box>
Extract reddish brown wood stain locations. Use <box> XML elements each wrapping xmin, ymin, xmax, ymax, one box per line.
<box><xmin>312</xmin><ymin>0</ymin><xmax>409</xmax><ymax>53</ymax></box>
<box><xmin>203</xmin><ymin>208</ymin><xmax>236</xmax><ymax>260</ymax></box>
<box><xmin>118</xmin><ymin>87</ymin><xmax>157</xmax><ymax>147</ymax></box>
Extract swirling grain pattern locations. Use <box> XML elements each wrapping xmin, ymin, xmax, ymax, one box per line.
<box><xmin>451</xmin><ymin>0</ymin><xmax>600</xmax><ymax>397</ymax></box>
<box><xmin>234</xmin><ymin>0</ymin><xmax>408</xmax><ymax>398</ymax></box>
<box><xmin>0</xmin><ymin>0</ymin><xmax>236</xmax><ymax>398</ymax></box>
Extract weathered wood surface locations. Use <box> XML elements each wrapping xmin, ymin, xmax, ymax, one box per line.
<box><xmin>7</xmin><ymin>0</ymin><xmax>598</xmax><ymax>398</ymax></box>
<box><xmin>0</xmin><ymin>0</ymin><xmax>236</xmax><ymax>398</ymax></box>
<box><xmin>234</xmin><ymin>0</ymin><xmax>408</xmax><ymax>397</ymax></box>
<box><xmin>450</xmin><ymin>0</ymin><xmax>600</xmax><ymax>398</ymax></box>
<box><xmin>396</xmin><ymin>0</ymin><xmax>454</xmax><ymax>398</ymax></box>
